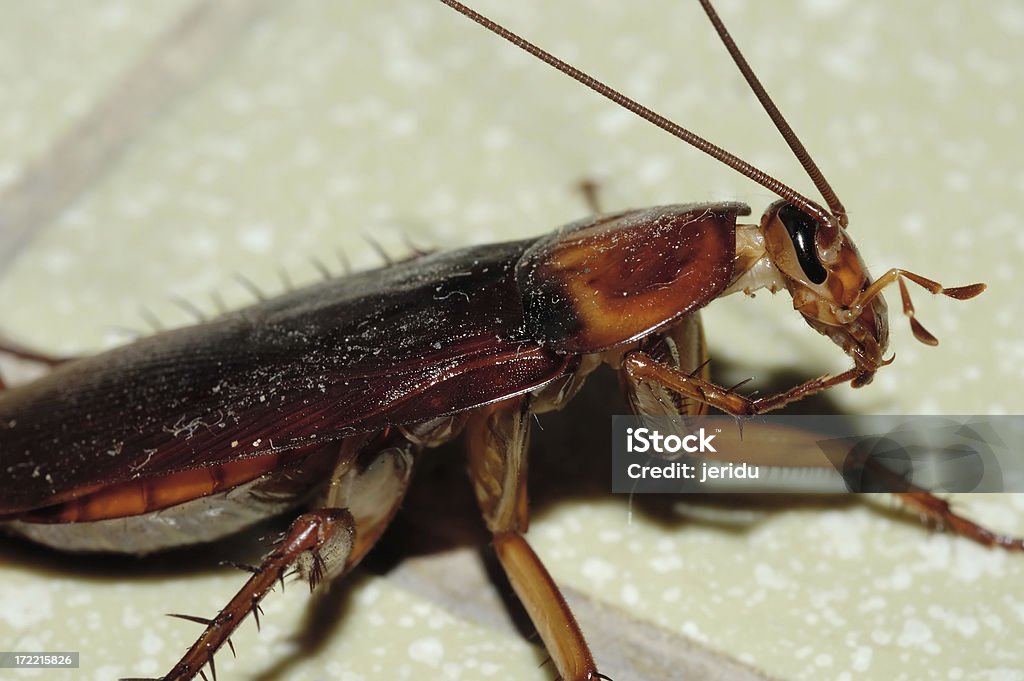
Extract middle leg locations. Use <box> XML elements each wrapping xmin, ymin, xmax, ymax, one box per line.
<box><xmin>465</xmin><ymin>395</ymin><xmax>602</xmax><ymax>681</ymax></box>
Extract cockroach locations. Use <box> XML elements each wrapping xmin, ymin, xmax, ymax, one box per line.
<box><xmin>1</xmin><ymin>1</ymin><xmax>1020</xmax><ymax>680</ymax></box>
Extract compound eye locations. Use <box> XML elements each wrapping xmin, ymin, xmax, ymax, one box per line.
<box><xmin>778</xmin><ymin>204</ymin><xmax>828</xmax><ymax>284</ymax></box>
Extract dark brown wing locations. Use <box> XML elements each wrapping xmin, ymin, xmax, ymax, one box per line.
<box><xmin>0</xmin><ymin>239</ymin><xmax>573</xmax><ymax>514</ymax></box>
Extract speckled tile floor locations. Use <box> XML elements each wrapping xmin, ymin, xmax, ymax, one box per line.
<box><xmin>1</xmin><ymin>2</ymin><xmax>1023</xmax><ymax>680</ymax></box>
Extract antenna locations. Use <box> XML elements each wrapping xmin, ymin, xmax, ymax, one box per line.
<box><xmin>695</xmin><ymin>0</ymin><xmax>846</xmax><ymax>228</ymax></box>
<box><xmin>436</xmin><ymin>0</ymin><xmax>843</xmax><ymax>237</ymax></box>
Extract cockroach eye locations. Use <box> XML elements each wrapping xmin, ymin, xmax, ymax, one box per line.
<box><xmin>778</xmin><ymin>203</ymin><xmax>828</xmax><ymax>285</ymax></box>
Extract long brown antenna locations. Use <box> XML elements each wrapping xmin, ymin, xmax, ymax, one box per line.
<box><xmin>696</xmin><ymin>0</ymin><xmax>847</xmax><ymax>228</ymax></box>
<box><xmin>436</xmin><ymin>0</ymin><xmax>838</xmax><ymax>234</ymax></box>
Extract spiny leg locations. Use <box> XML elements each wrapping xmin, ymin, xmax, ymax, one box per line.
<box><xmin>316</xmin><ymin>430</ymin><xmax>418</xmax><ymax>563</ymax></box>
<box><xmin>623</xmin><ymin>348</ymin><xmax>1024</xmax><ymax>551</ymax></box>
<box><xmin>625</xmin><ymin>314</ymin><xmax>711</xmax><ymax>420</ymax></box>
<box><xmin>465</xmin><ymin>396</ymin><xmax>601</xmax><ymax>681</ymax></box>
<box><xmin>135</xmin><ymin>432</ymin><xmax>417</xmax><ymax>681</ymax></box>
<box><xmin>844</xmin><ymin>449</ymin><xmax>1024</xmax><ymax>551</ymax></box>
<box><xmin>0</xmin><ymin>337</ymin><xmax>74</xmax><ymax>366</ymax></box>
<box><xmin>897</xmin><ymin>492</ymin><xmax>1023</xmax><ymax>552</ymax></box>
<box><xmin>576</xmin><ymin>178</ymin><xmax>604</xmax><ymax>215</ymax></box>
<box><xmin>838</xmin><ymin>267</ymin><xmax>985</xmax><ymax>346</ymax></box>
<box><xmin>624</xmin><ymin>347</ymin><xmax>860</xmax><ymax>416</ymax></box>
<box><xmin>0</xmin><ymin>337</ymin><xmax>76</xmax><ymax>390</ymax></box>
<box><xmin>129</xmin><ymin>509</ymin><xmax>356</xmax><ymax>681</ymax></box>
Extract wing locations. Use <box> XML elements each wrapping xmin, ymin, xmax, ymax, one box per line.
<box><xmin>0</xmin><ymin>239</ymin><xmax>573</xmax><ymax>513</ymax></box>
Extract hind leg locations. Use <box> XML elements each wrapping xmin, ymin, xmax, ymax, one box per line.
<box><xmin>133</xmin><ymin>432</ymin><xmax>417</xmax><ymax>681</ymax></box>
<box><xmin>0</xmin><ymin>336</ymin><xmax>75</xmax><ymax>390</ymax></box>
<box><xmin>621</xmin><ymin>338</ymin><xmax>1024</xmax><ymax>552</ymax></box>
<box><xmin>0</xmin><ymin>337</ymin><xmax>73</xmax><ymax>366</ymax></box>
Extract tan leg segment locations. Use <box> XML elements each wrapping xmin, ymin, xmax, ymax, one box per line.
<box><xmin>0</xmin><ymin>337</ymin><xmax>76</xmax><ymax>390</ymax></box>
<box><xmin>149</xmin><ymin>509</ymin><xmax>356</xmax><ymax>681</ymax></box>
<box><xmin>625</xmin><ymin>348</ymin><xmax>1024</xmax><ymax>553</ymax></box>
<box><xmin>465</xmin><ymin>397</ymin><xmax>600</xmax><ymax>681</ymax></box>
<box><xmin>624</xmin><ymin>313</ymin><xmax>710</xmax><ymax>419</ymax></box>
<box><xmin>0</xmin><ymin>337</ymin><xmax>75</xmax><ymax>366</ymax></box>
<box><xmin>897</xmin><ymin>492</ymin><xmax>1023</xmax><ymax>552</ymax></box>
<box><xmin>139</xmin><ymin>433</ymin><xmax>417</xmax><ymax>681</ymax></box>
<box><xmin>624</xmin><ymin>348</ymin><xmax>859</xmax><ymax>416</ymax></box>
<box><xmin>318</xmin><ymin>431</ymin><xmax>418</xmax><ymax>569</ymax></box>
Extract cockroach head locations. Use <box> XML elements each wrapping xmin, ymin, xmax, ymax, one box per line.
<box><xmin>759</xmin><ymin>200</ymin><xmax>889</xmax><ymax>383</ymax></box>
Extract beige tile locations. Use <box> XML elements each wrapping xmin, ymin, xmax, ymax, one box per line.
<box><xmin>1</xmin><ymin>2</ymin><xmax>1022</xmax><ymax>680</ymax></box>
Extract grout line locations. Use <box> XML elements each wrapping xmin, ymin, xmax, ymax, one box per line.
<box><xmin>385</xmin><ymin>545</ymin><xmax>777</xmax><ymax>681</ymax></box>
<box><xmin>0</xmin><ymin>0</ymin><xmax>277</xmax><ymax>276</ymax></box>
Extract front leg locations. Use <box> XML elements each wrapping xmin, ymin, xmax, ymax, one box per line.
<box><xmin>624</xmin><ymin>348</ymin><xmax>859</xmax><ymax>416</ymax></box>
<box><xmin>623</xmin><ymin>346</ymin><xmax>1024</xmax><ymax>552</ymax></box>
<box><xmin>897</xmin><ymin>492</ymin><xmax>1023</xmax><ymax>552</ymax></box>
<box><xmin>465</xmin><ymin>396</ymin><xmax>602</xmax><ymax>681</ymax></box>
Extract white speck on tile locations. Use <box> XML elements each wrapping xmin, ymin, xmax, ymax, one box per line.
<box><xmin>239</xmin><ymin>222</ymin><xmax>274</xmax><ymax>253</ymax></box>
<box><xmin>185</xmin><ymin>231</ymin><xmax>220</xmax><ymax>257</ymax></box>
<box><xmin>897</xmin><ymin>618</ymin><xmax>935</xmax><ymax>651</ymax></box>
<box><xmin>952</xmin><ymin>542</ymin><xmax>1003</xmax><ymax>582</ymax></box>
<box><xmin>96</xmin><ymin>4</ymin><xmax>128</xmax><ymax>29</ymax></box>
<box><xmin>754</xmin><ymin>562</ymin><xmax>792</xmax><ymax>589</ymax></box>
<box><xmin>900</xmin><ymin>212</ymin><xmax>925</xmax><ymax>235</ymax></box>
<box><xmin>291</xmin><ymin>137</ymin><xmax>322</xmax><ymax>165</ymax></box>
<box><xmin>408</xmin><ymin>636</ymin><xmax>444</xmax><ymax>666</ymax></box>
<box><xmin>681</xmin><ymin>620</ymin><xmax>707</xmax><ymax>644</ymax></box>
<box><xmin>0</xmin><ymin>160</ymin><xmax>21</xmax><ymax>190</ymax></box>
<box><xmin>222</xmin><ymin>89</ymin><xmax>253</xmax><ymax>114</ymax></box>
<box><xmin>596</xmin><ymin>107</ymin><xmax>635</xmax><ymax>134</ymax></box>
<box><xmin>649</xmin><ymin>553</ymin><xmax>683</xmax><ymax>573</ymax></box>
<box><xmin>852</xmin><ymin>645</ymin><xmax>873</xmax><ymax>672</ymax></box>
<box><xmin>96</xmin><ymin>665</ymin><xmax>120</xmax><ymax>681</ymax></box>
<box><xmin>871</xmin><ymin>629</ymin><xmax>893</xmax><ymax>645</ymax></box>
<box><xmin>43</xmin><ymin>249</ymin><xmax>73</xmax><ymax>273</ymax></box>
<box><xmin>0</xmin><ymin>583</ymin><xmax>53</xmax><ymax>628</ymax></box>
<box><xmin>638</xmin><ymin>156</ymin><xmax>673</xmax><ymax>184</ymax></box>
<box><xmin>482</xmin><ymin>126</ymin><xmax>512</xmax><ymax>150</ymax></box>
<box><xmin>822</xmin><ymin>49</ymin><xmax>864</xmax><ymax>80</ymax></box>
<box><xmin>982</xmin><ymin>612</ymin><xmax>1006</xmax><ymax>632</ymax></box>
<box><xmin>875</xmin><ymin>567</ymin><xmax>913</xmax><ymax>592</ymax></box>
<box><xmin>67</xmin><ymin>591</ymin><xmax>92</xmax><ymax>607</ymax></box>
<box><xmin>389</xmin><ymin>112</ymin><xmax>418</xmax><ymax>137</ymax></box>
<box><xmin>580</xmin><ymin>557</ymin><xmax>617</xmax><ymax>587</ymax></box>
<box><xmin>801</xmin><ymin>0</ymin><xmax>849</xmax><ymax>15</ymax></box>
<box><xmin>944</xmin><ymin>170</ymin><xmax>970</xmax><ymax>192</ymax></box>
<box><xmin>620</xmin><ymin>583</ymin><xmax>639</xmax><ymax>606</ymax></box>
<box><xmin>995</xmin><ymin>3</ymin><xmax>1024</xmax><ymax>33</ymax></box>
<box><xmin>859</xmin><ymin>595</ymin><xmax>886</xmax><ymax>613</ymax></box>
<box><xmin>141</xmin><ymin>630</ymin><xmax>164</xmax><ymax>655</ymax></box>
